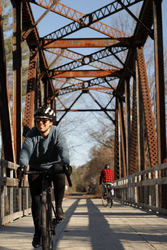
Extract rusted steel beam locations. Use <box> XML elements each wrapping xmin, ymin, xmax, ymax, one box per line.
<box><xmin>49</xmin><ymin>46</ymin><xmax>126</xmax><ymax>77</ymax></box>
<box><xmin>55</xmin><ymin>86</ymin><xmax>114</xmax><ymax>95</ymax></box>
<box><xmin>135</xmin><ymin>59</ymin><xmax>144</xmax><ymax>172</ymax></box>
<box><xmin>50</xmin><ymin>70</ymin><xmax>122</xmax><ymax>78</ymax></box>
<box><xmin>33</xmin><ymin>1</ymin><xmax>130</xmax><ymax>38</ymax></box>
<box><xmin>39</xmin><ymin>48</ymin><xmax>66</xmax><ymax>80</ymax></box>
<box><xmin>35</xmin><ymin>52</ymin><xmax>42</xmax><ymax>109</ymax></box>
<box><xmin>44</xmin><ymin>47</ymin><xmax>122</xmax><ymax>74</ymax></box>
<box><xmin>22</xmin><ymin>2</ymin><xmax>55</xmax><ymax>99</ymax></box>
<box><xmin>117</xmin><ymin>0</ymin><xmax>154</xmax><ymax>95</ymax></box>
<box><xmin>0</xmin><ymin>2</ymin><xmax>14</xmax><ymax>162</ymax></box>
<box><xmin>118</xmin><ymin>99</ymin><xmax>127</xmax><ymax>177</ymax></box>
<box><xmin>125</xmin><ymin>77</ymin><xmax>131</xmax><ymax>176</ymax></box>
<box><xmin>42</xmin><ymin>0</ymin><xmax>143</xmax><ymax>41</ymax></box>
<box><xmin>41</xmin><ymin>38</ymin><xmax>131</xmax><ymax>49</ymax></box>
<box><xmin>130</xmin><ymin>78</ymin><xmax>138</xmax><ymax>175</ymax></box>
<box><xmin>43</xmin><ymin>78</ymin><xmax>49</xmax><ymax>106</ymax></box>
<box><xmin>137</xmin><ymin>47</ymin><xmax>158</xmax><ymax>168</ymax></box>
<box><xmin>114</xmin><ymin>98</ymin><xmax>119</xmax><ymax>180</ymax></box>
<box><xmin>22</xmin><ymin>0</ymin><xmax>60</xmax><ymax>41</ymax></box>
<box><xmin>55</xmin><ymin>77</ymin><xmax>117</xmax><ymax>96</ymax></box>
<box><xmin>12</xmin><ymin>0</ymin><xmax>22</xmax><ymax>163</ymax></box>
<box><xmin>56</xmin><ymin>109</ymin><xmax>115</xmax><ymax>112</ymax></box>
<box><xmin>23</xmin><ymin>49</ymin><xmax>38</xmax><ymax>138</ymax></box>
<box><xmin>153</xmin><ymin>0</ymin><xmax>166</xmax><ymax>164</ymax></box>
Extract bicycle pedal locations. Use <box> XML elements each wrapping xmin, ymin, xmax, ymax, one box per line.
<box><xmin>53</xmin><ymin>218</ymin><xmax>57</xmax><ymax>225</ymax></box>
<box><xmin>57</xmin><ymin>217</ymin><xmax>64</xmax><ymax>223</ymax></box>
<box><xmin>52</xmin><ymin>229</ymin><xmax>56</xmax><ymax>235</ymax></box>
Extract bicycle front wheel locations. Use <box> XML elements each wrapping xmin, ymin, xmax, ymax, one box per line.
<box><xmin>48</xmin><ymin>195</ymin><xmax>53</xmax><ymax>250</ymax></box>
<box><xmin>41</xmin><ymin>191</ymin><xmax>49</xmax><ymax>250</ymax></box>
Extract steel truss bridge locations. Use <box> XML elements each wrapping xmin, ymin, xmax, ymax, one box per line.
<box><xmin>0</xmin><ymin>0</ymin><xmax>167</xmax><ymax>224</ymax></box>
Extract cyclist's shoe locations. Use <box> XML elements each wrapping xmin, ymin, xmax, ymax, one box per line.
<box><xmin>56</xmin><ymin>207</ymin><xmax>65</xmax><ymax>221</ymax></box>
<box><xmin>32</xmin><ymin>232</ymin><xmax>40</xmax><ymax>248</ymax></box>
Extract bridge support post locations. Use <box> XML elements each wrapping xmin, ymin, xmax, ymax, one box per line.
<box><xmin>10</xmin><ymin>170</ymin><xmax>14</xmax><ymax>215</ymax></box>
<box><xmin>12</xmin><ymin>0</ymin><xmax>22</xmax><ymax>163</ymax></box>
<box><xmin>23</xmin><ymin>49</ymin><xmax>37</xmax><ymax>138</ymax></box>
<box><xmin>0</xmin><ymin>2</ymin><xmax>14</xmax><ymax>162</ymax></box>
<box><xmin>135</xmin><ymin>57</ymin><xmax>145</xmax><ymax>204</ymax></box>
<box><xmin>118</xmin><ymin>98</ymin><xmax>122</xmax><ymax>179</ymax></box>
<box><xmin>118</xmin><ymin>99</ymin><xmax>127</xmax><ymax>177</ymax></box>
<box><xmin>135</xmin><ymin>59</ymin><xmax>144</xmax><ymax>172</ymax></box>
<box><xmin>153</xmin><ymin>0</ymin><xmax>166</xmax><ymax>164</ymax></box>
<box><xmin>44</xmin><ymin>79</ymin><xmax>49</xmax><ymax>106</ymax></box>
<box><xmin>125</xmin><ymin>78</ymin><xmax>131</xmax><ymax>176</ymax></box>
<box><xmin>114</xmin><ymin>98</ymin><xmax>119</xmax><ymax>180</ymax></box>
<box><xmin>1</xmin><ymin>165</ymin><xmax>7</xmax><ymax>219</ymax></box>
<box><xmin>153</xmin><ymin>0</ymin><xmax>166</xmax><ymax>209</ymax></box>
<box><xmin>130</xmin><ymin>77</ymin><xmax>138</xmax><ymax>174</ymax></box>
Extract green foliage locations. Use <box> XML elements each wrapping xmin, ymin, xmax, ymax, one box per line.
<box><xmin>1</xmin><ymin>0</ymin><xmax>30</xmax><ymax>102</ymax></box>
<box><xmin>74</xmin><ymin>135</ymin><xmax>114</xmax><ymax>193</ymax></box>
<box><xmin>72</xmin><ymin>171</ymin><xmax>81</xmax><ymax>185</ymax></box>
<box><xmin>1</xmin><ymin>0</ymin><xmax>12</xmax><ymax>34</ymax></box>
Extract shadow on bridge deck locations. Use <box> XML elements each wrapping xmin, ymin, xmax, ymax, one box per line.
<box><xmin>0</xmin><ymin>198</ymin><xmax>167</xmax><ymax>250</ymax></box>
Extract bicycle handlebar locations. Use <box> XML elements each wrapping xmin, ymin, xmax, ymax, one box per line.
<box><xmin>18</xmin><ymin>168</ymin><xmax>72</xmax><ymax>188</ymax></box>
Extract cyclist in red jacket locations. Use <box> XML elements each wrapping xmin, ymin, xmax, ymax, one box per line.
<box><xmin>99</xmin><ymin>164</ymin><xmax>114</xmax><ymax>196</ymax></box>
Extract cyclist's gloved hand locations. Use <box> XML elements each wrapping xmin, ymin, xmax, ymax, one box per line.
<box><xmin>64</xmin><ymin>164</ymin><xmax>72</xmax><ymax>176</ymax></box>
<box><xmin>17</xmin><ymin>165</ymin><xmax>27</xmax><ymax>179</ymax></box>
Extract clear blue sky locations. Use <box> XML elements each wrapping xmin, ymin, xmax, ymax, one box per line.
<box><xmin>162</xmin><ymin>0</ymin><xmax>167</xmax><ymax>41</ymax></box>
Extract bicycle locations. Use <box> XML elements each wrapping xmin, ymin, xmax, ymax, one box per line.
<box><xmin>18</xmin><ymin>166</ymin><xmax>72</xmax><ymax>250</ymax></box>
<box><xmin>101</xmin><ymin>182</ymin><xmax>113</xmax><ymax>208</ymax></box>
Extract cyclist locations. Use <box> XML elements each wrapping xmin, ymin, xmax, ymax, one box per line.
<box><xmin>99</xmin><ymin>164</ymin><xmax>114</xmax><ymax>197</ymax></box>
<box><xmin>18</xmin><ymin>106</ymin><xmax>72</xmax><ymax>248</ymax></box>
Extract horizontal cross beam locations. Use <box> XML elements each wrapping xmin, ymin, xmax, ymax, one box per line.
<box><xmin>50</xmin><ymin>69</ymin><xmax>122</xmax><ymax>78</ymax></box>
<box><xmin>40</xmin><ymin>38</ymin><xmax>131</xmax><ymax>48</ymax></box>
<box><xmin>56</xmin><ymin>109</ymin><xmax>115</xmax><ymax>112</ymax></box>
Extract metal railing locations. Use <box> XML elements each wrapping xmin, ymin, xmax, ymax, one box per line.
<box><xmin>114</xmin><ymin>163</ymin><xmax>167</xmax><ymax>215</ymax></box>
<box><xmin>0</xmin><ymin>159</ymin><xmax>31</xmax><ymax>226</ymax></box>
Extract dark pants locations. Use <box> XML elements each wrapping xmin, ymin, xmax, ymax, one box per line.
<box><xmin>28</xmin><ymin>163</ymin><xmax>65</xmax><ymax>234</ymax></box>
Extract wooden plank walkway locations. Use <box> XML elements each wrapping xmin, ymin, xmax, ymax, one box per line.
<box><xmin>0</xmin><ymin>198</ymin><xmax>167</xmax><ymax>250</ymax></box>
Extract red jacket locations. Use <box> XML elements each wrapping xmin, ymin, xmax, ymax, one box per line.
<box><xmin>100</xmin><ymin>168</ymin><xmax>114</xmax><ymax>184</ymax></box>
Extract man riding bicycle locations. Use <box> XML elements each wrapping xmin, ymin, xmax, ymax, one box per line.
<box><xmin>18</xmin><ymin>106</ymin><xmax>72</xmax><ymax>248</ymax></box>
<box><xmin>99</xmin><ymin>164</ymin><xmax>114</xmax><ymax>196</ymax></box>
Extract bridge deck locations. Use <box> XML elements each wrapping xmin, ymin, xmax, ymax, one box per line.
<box><xmin>0</xmin><ymin>198</ymin><xmax>167</xmax><ymax>250</ymax></box>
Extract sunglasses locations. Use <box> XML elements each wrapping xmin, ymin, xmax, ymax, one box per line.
<box><xmin>35</xmin><ymin>118</ymin><xmax>50</xmax><ymax>124</ymax></box>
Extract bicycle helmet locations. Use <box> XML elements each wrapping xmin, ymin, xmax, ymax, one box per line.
<box><xmin>34</xmin><ymin>106</ymin><xmax>56</xmax><ymax>121</ymax></box>
<box><xmin>104</xmin><ymin>164</ymin><xmax>110</xmax><ymax>169</ymax></box>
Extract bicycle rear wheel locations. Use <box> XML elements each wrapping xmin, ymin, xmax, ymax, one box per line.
<box><xmin>101</xmin><ymin>193</ymin><xmax>108</xmax><ymax>207</ymax></box>
<box><xmin>109</xmin><ymin>195</ymin><xmax>113</xmax><ymax>208</ymax></box>
<box><xmin>41</xmin><ymin>191</ymin><xmax>49</xmax><ymax>250</ymax></box>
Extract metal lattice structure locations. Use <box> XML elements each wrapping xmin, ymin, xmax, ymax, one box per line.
<box><xmin>0</xmin><ymin>0</ymin><xmax>166</xmax><ymax>189</ymax></box>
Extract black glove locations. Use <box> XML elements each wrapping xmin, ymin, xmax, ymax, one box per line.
<box><xmin>17</xmin><ymin>165</ymin><xmax>27</xmax><ymax>179</ymax></box>
<box><xmin>64</xmin><ymin>164</ymin><xmax>72</xmax><ymax>176</ymax></box>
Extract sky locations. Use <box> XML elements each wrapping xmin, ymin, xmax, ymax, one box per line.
<box><xmin>26</xmin><ymin>1</ymin><xmax>167</xmax><ymax>167</ymax></box>
<box><xmin>162</xmin><ymin>1</ymin><xmax>167</xmax><ymax>41</ymax></box>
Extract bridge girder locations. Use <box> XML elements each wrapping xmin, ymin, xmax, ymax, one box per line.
<box><xmin>0</xmin><ymin>0</ymin><xmax>166</xmax><ymax>191</ymax></box>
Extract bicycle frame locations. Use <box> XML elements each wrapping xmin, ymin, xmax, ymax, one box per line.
<box><xmin>18</xmin><ymin>166</ymin><xmax>72</xmax><ymax>249</ymax></box>
<box><xmin>101</xmin><ymin>183</ymin><xmax>113</xmax><ymax>208</ymax></box>
<box><xmin>20</xmin><ymin>169</ymin><xmax>58</xmax><ymax>250</ymax></box>
<box><xmin>40</xmin><ymin>171</ymin><xmax>56</xmax><ymax>250</ymax></box>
